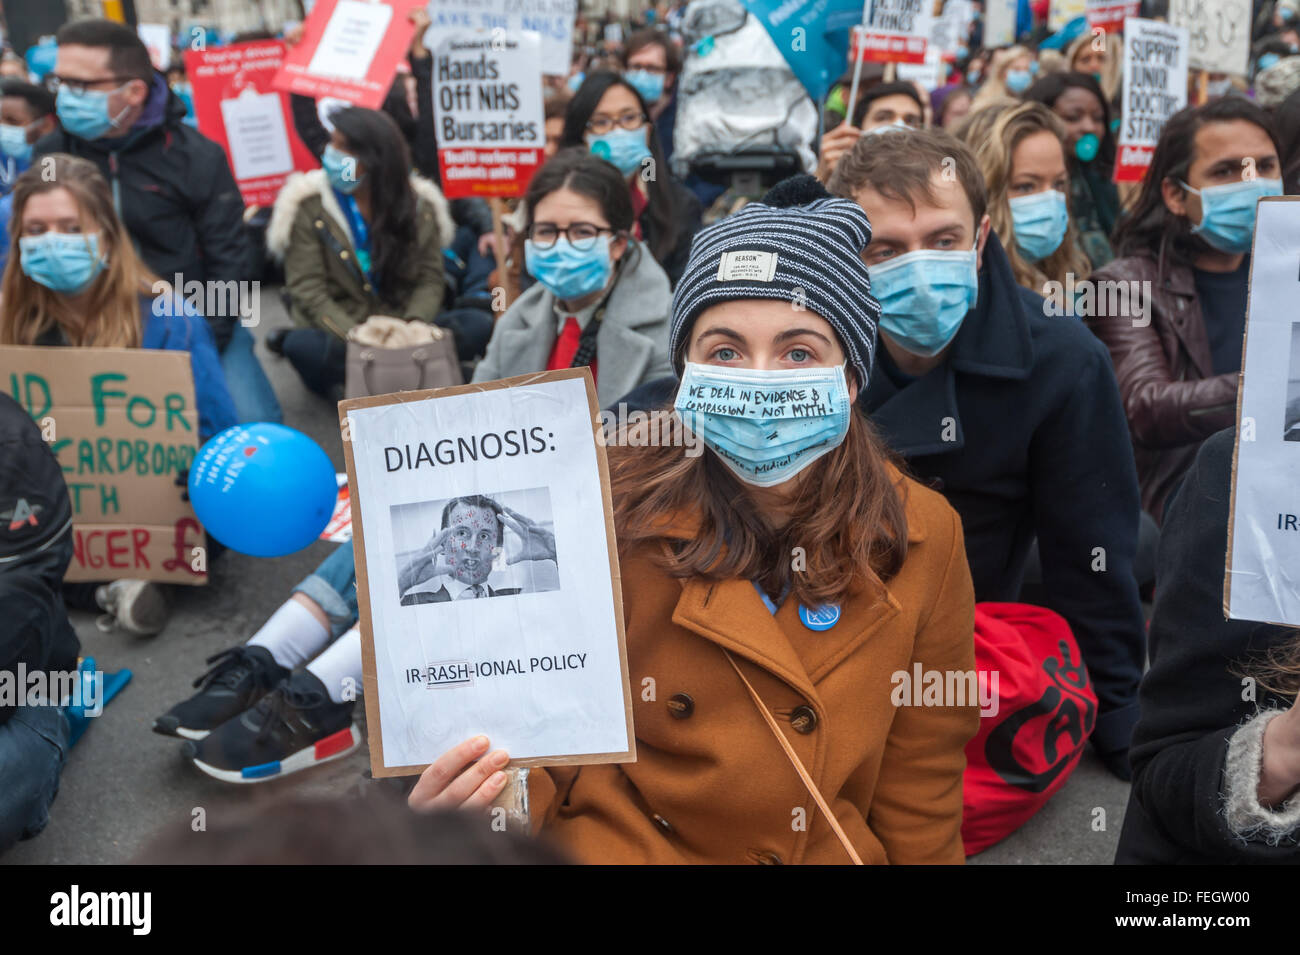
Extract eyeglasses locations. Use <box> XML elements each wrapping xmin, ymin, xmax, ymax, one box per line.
<box><xmin>46</xmin><ymin>74</ymin><xmax>134</xmax><ymax>95</ymax></box>
<box><xmin>528</xmin><ymin>223</ymin><xmax>615</xmax><ymax>250</ymax></box>
<box><xmin>585</xmin><ymin>111</ymin><xmax>646</xmax><ymax>135</ymax></box>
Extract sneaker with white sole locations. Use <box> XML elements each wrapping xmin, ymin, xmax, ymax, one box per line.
<box><xmin>95</xmin><ymin>579</ymin><xmax>168</xmax><ymax>635</ymax></box>
<box><xmin>153</xmin><ymin>645</ymin><xmax>290</xmax><ymax>740</ymax></box>
<box><xmin>184</xmin><ymin>669</ymin><xmax>360</xmax><ymax>783</ymax></box>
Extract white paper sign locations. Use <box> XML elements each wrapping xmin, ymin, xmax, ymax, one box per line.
<box><xmin>1168</xmin><ymin>0</ymin><xmax>1251</xmax><ymax>77</ymax></box>
<box><xmin>984</xmin><ymin>0</ymin><xmax>1017</xmax><ymax>47</ymax></box>
<box><xmin>346</xmin><ymin>375</ymin><xmax>632</xmax><ymax>770</ymax></box>
<box><xmin>1048</xmin><ymin>0</ymin><xmax>1087</xmax><ymax>31</ymax></box>
<box><xmin>220</xmin><ymin>90</ymin><xmax>295</xmax><ymax>181</ymax></box>
<box><xmin>424</xmin><ymin>0</ymin><xmax>577</xmax><ymax>76</ymax></box>
<box><xmin>307</xmin><ymin>0</ymin><xmax>393</xmax><ymax>81</ymax></box>
<box><xmin>138</xmin><ymin>23</ymin><xmax>172</xmax><ymax>71</ymax></box>
<box><xmin>1226</xmin><ymin>198</ymin><xmax>1300</xmax><ymax>627</ymax></box>
<box><xmin>1116</xmin><ymin>18</ymin><xmax>1188</xmax><ymax>181</ymax></box>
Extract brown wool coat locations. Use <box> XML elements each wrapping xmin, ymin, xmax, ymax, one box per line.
<box><xmin>528</xmin><ymin>467</ymin><xmax>978</xmax><ymax>864</ymax></box>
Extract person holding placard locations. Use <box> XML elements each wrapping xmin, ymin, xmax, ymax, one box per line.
<box><xmin>815</xmin><ymin>81</ymin><xmax>928</xmax><ymax>184</ymax></box>
<box><xmin>1066</xmin><ymin>30</ymin><xmax>1122</xmax><ymax>105</ymax></box>
<box><xmin>473</xmin><ymin>148</ymin><xmax>674</xmax><ymax>409</ymax></box>
<box><xmin>560</xmin><ymin>72</ymin><xmax>701</xmax><ymax>288</ymax></box>
<box><xmin>1087</xmin><ymin>98</ymin><xmax>1283</xmax><ymax>523</ymax></box>
<box><xmin>409</xmin><ymin>185</ymin><xmax>981</xmax><ymax>865</ymax></box>
<box><xmin>0</xmin><ymin>154</ymin><xmax>238</xmax><ymax>635</ymax></box>
<box><xmin>954</xmin><ymin>101</ymin><xmax>1091</xmax><ymax>301</ymax></box>
<box><xmin>971</xmin><ymin>45</ymin><xmax>1036</xmax><ymax>109</ymax></box>
<box><xmin>1025</xmin><ymin>72</ymin><xmax>1120</xmax><ymax>269</ymax></box>
<box><xmin>265</xmin><ymin>106</ymin><xmax>450</xmax><ymax>400</ymax></box>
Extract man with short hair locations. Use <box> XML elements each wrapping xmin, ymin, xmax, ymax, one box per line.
<box><xmin>826</xmin><ymin>128</ymin><xmax>1147</xmax><ymax>779</ymax></box>
<box><xmin>623</xmin><ymin>29</ymin><xmax>681</xmax><ymax>163</ymax></box>
<box><xmin>35</xmin><ymin>19</ymin><xmax>280</xmax><ymax>425</ymax></box>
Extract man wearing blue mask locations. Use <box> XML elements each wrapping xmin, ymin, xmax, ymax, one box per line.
<box><xmin>0</xmin><ymin>80</ymin><xmax>57</xmax><ymax>197</ymax></box>
<box><xmin>34</xmin><ymin>18</ymin><xmax>280</xmax><ymax>426</ymax></box>
<box><xmin>826</xmin><ymin>128</ymin><xmax>1147</xmax><ymax>781</ymax></box>
<box><xmin>622</xmin><ymin>30</ymin><xmax>680</xmax><ymax>164</ymax></box>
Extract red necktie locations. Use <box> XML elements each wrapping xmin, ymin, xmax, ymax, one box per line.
<box><xmin>547</xmin><ymin>316</ymin><xmax>582</xmax><ymax>370</ymax></box>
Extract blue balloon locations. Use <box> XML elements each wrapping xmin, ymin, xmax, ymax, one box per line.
<box><xmin>189</xmin><ymin>424</ymin><xmax>337</xmax><ymax>558</ymax></box>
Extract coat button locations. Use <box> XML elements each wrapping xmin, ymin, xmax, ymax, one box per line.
<box><xmin>667</xmin><ymin>693</ymin><xmax>694</xmax><ymax>719</ymax></box>
<box><xmin>790</xmin><ymin>704</ymin><xmax>817</xmax><ymax>734</ymax></box>
<box><xmin>651</xmin><ymin>813</ymin><xmax>674</xmax><ymax>835</ymax></box>
<box><xmin>314</xmin><ymin>219</ymin><xmax>324</xmax><ymax>228</ymax></box>
<box><xmin>341</xmin><ymin>250</ymin><xmax>350</xmax><ymax>259</ymax></box>
<box><xmin>756</xmin><ymin>850</ymin><xmax>783</xmax><ymax>865</ymax></box>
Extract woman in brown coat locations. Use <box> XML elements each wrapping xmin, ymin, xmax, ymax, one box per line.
<box><xmin>408</xmin><ymin>186</ymin><xmax>979</xmax><ymax>864</ymax></box>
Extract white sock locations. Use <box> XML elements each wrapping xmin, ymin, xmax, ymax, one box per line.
<box><xmin>306</xmin><ymin>627</ymin><xmax>363</xmax><ymax>704</ymax></box>
<box><xmin>247</xmin><ymin>599</ymin><xmax>331</xmax><ymax>670</ymax></box>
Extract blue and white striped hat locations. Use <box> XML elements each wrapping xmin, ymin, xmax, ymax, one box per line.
<box><xmin>668</xmin><ymin>179</ymin><xmax>881</xmax><ymax>388</ymax></box>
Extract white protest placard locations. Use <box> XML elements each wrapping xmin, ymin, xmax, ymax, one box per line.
<box><xmin>138</xmin><ymin>23</ymin><xmax>172</xmax><ymax>71</ymax></box>
<box><xmin>1168</xmin><ymin>0</ymin><xmax>1251</xmax><ymax>77</ymax></box>
<box><xmin>1115</xmin><ymin>18</ymin><xmax>1188</xmax><ymax>183</ymax></box>
<box><xmin>984</xmin><ymin>0</ymin><xmax>1017</xmax><ymax>47</ymax></box>
<box><xmin>431</xmin><ymin>29</ymin><xmax>545</xmax><ymax>199</ymax></box>
<box><xmin>851</xmin><ymin>0</ymin><xmax>935</xmax><ymax>65</ymax></box>
<box><xmin>1226</xmin><ymin>198</ymin><xmax>1300</xmax><ymax>627</ymax></box>
<box><xmin>424</xmin><ymin>0</ymin><xmax>577</xmax><ymax>76</ymax></box>
<box><xmin>341</xmin><ymin>369</ymin><xmax>635</xmax><ymax>776</ymax></box>
<box><xmin>930</xmin><ymin>0</ymin><xmax>973</xmax><ymax>57</ymax></box>
<box><xmin>219</xmin><ymin>89</ymin><xmax>295</xmax><ymax>181</ymax></box>
<box><xmin>897</xmin><ymin>45</ymin><xmax>947</xmax><ymax>90</ymax></box>
<box><xmin>307</xmin><ymin>0</ymin><xmax>393</xmax><ymax>81</ymax></box>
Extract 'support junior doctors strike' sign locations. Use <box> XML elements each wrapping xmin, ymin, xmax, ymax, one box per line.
<box><xmin>341</xmin><ymin>369</ymin><xmax>634</xmax><ymax>777</ymax></box>
<box><xmin>0</xmin><ymin>347</ymin><xmax>207</xmax><ymax>585</ymax></box>
<box><xmin>1115</xmin><ymin>18</ymin><xmax>1188</xmax><ymax>183</ymax></box>
<box><xmin>431</xmin><ymin>29</ymin><xmax>544</xmax><ymax>199</ymax></box>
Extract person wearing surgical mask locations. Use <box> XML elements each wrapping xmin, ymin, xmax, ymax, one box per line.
<box><xmin>0</xmin><ymin>80</ymin><xmax>58</xmax><ymax>195</ymax></box>
<box><xmin>955</xmin><ymin>101</ymin><xmax>1091</xmax><ymax>303</ymax></box>
<box><xmin>560</xmin><ymin>71</ymin><xmax>701</xmax><ymax>287</ymax></box>
<box><xmin>1088</xmin><ymin>98</ymin><xmax>1283</xmax><ymax>524</ymax></box>
<box><xmin>815</xmin><ymin>81</ymin><xmax>926</xmax><ymax>183</ymax></box>
<box><xmin>622</xmin><ymin>30</ymin><xmax>680</xmax><ymax>163</ymax></box>
<box><xmin>473</xmin><ymin>148</ymin><xmax>673</xmax><ymax>408</ymax></box>
<box><xmin>971</xmin><ymin>45</ymin><xmax>1036</xmax><ymax>111</ymax></box>
<box><xmin>828</xmin><ymin>128</ymin><xmax>1148</xmax><ymax>780</ymax></box>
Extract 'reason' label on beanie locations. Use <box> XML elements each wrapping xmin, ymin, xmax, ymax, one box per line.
<box><xmin>716</xmin><ymin>250</ymin><xmax>778</xmax><ymax>282</ymax></box>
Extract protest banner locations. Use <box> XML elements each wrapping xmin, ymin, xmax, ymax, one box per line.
<box><xmin>1048</xmin><ymin>0</ymin><xmax>1087</xmax><ymax>31</ymax></box>
<box><xmin>341</xmin><ymin>368</ymin><xmax>635</xmax><ymax>777</ymax></box>
<box><xmin>423</xmin><ymin>0</ymin><xmax>577</xmax><ymax>77</ymax></box>
<box><xmin>739</xmin><ymin>0</ymin><xmax>860</xmax><ymax>103</ymax></box>
<box><xmin>1225</xmin><ymin>198</ymin><xmax>1300</xmax><ymax>627</ymax></box>
<box><xmin>1086</xmin><ymin>0</ymin><xmax>1139</xmax><ymax>34</ymax></box>
<box><xmin>1168</xmin><ymin>0</ymin><xmax>1251</xmax><ymax>78</ymax></box>
<box><xmin>0</xmin><ymin>347</ymin><xmax>207</xmax><ymax>585</ymax></box>
<box><xmin>930</xmin><ymin>0</ymin><xmax>973</xmax><ymax>60</ymax></box>
<box><xmin>321</xmin><ymin>474</ymin><xmax>353</xmax><ymax>542</ymax></box>
<box><xmin>430</xmin><ymin>29</ymin><xmax>545</xmax><ymax>200</ymax></box>
<box><xmin>137</xmin><ymin>23</ymin><xmax>171</xmax><ymax>71</ymax></box>
<box><xmin>272</xmin><ymin>0</ymin><xmax>427</xmax><ymax>109</ymax></box>
<box><xmin>984</xmin><ymin>0</ymin><xmax>1017</xmax><ymax>47</ymax></box>
<box><xmin>850</xmin><ymin>0</ymin><xmax>934</xmax><ymax>65</ymax></box>
<box><xmin>186</xmin><ymin>40</ymin><xmax>318</xmax><ymax>207</ymax></box>
<box><xmin>1115</xmin><ymin>17</ymin><xmax>1188</xmax><ymax>184</ymax></box>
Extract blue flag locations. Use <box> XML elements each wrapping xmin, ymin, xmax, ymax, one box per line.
<box><xmin>739</xmin><ymin>0</ymin><xmax>863</xmax><ymax>103</ymax></box>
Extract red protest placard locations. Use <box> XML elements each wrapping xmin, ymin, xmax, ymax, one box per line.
<box><xmin>851</xmin><ymin>23</ymin><xmax>928</xmax><ymax>65</ymax></box>
<box><xmin>1086</xmin><ymin>0</ymin><xmax>1140</xmax><ymax>34</ymax></box>
<box><xmin>185</xmin><ymin>41</ymin><xmax>318</xmax><ymax>207</ymax></box>
<box><xmin>271</xmin><ymin>0</ymin><xmax>425</xmax><ymax>109</ymax></box>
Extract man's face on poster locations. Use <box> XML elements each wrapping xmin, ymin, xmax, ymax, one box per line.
<box><xmin>444</xmin><ymin>503</ymin><xmax>499</xmax><ymax>586</ymax></box>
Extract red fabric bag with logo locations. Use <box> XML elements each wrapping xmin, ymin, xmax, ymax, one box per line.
<box><xmin>962</xmin><ymin>602</ymin><xmax>1097</xmax><ymax>856</ymax></box>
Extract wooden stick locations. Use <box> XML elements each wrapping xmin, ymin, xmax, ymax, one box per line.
<box><xmin>488</xmin><ymin>196</ymin><xmax>515</xmax><ymax>311</ymax></box>
<box><xmin>1196</xmin><ymin>68</ymin><xmax>1208</xmax><ymax>105</ymax></box>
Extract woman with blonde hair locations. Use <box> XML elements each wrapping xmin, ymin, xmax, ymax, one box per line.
<box><xmin>954</xmin><ymin>101</ymin><xmax>1091</xmax><ymax>299</ymax></box>
<box><xmin>1</xmin><ymin>153</ymin><xmax>237</xmax><ymax>635</ymax></box>
<box><xmin>1067</xmin><ymin>31</ymin><xmax>1123</xmax><ymax>104</ymax></box>
<box><xmin>970</xmin><ymin>45</ymin><xmax>1036</xmax><ymax>110</ymax></box>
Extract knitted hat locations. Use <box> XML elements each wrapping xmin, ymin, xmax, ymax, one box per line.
<box><xmin>1255</xmin><ymin>55</ymin><xmax>1300</xmax><ymax>108</ymax></box>
<box><xmin>668</xmin><ymin>175</ymin><xmax>881</xmax><ymax>388</ymax></box>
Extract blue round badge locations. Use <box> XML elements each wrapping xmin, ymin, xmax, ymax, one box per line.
<box><xmin>799</xmin><ymin>604</ymin><xmax>840</xmax><ymax>631</ymax></box>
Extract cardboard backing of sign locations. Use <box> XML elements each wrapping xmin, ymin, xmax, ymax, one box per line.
<box><xmin>0</xmin><ymin>345</ymin><xmax>206</xmax><ymax>585</ymax></box>
<box><xmin>339</xmin><ymin>368</ymin><xmax>635</xmax><ymax>776</ymax></box>
<box><xmin>1224</xmin><ymin>196</ymin><xmax>1300</xmax><ymax>626</ymax></box>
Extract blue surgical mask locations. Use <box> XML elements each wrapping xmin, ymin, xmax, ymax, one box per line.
<box><xmin>1009</xmin><ymin>189</ymin><xmax>1069</xmax><ymax>263</ymax></box>
<box><xmin>0</xmin><ymin>122</ymin><xmax>33</xmax><ymax>162</ymax></box>
<box><xmin>870</xmin><ymin>246</ymin><xmax>979</xmax><ymax>357</ymax></box>
<box><xmin>567</xmin><ymin>72</ymin><xmax>586</xmax><ymax>93</ymax></box>
<box><xmin>524</xmin><ymin>235</ymin><xmax>613</xmax><ymax>301</ymax></box>
<box><xmin>623</xmin><ymin>69</ymin><xmax>665</xmax><ymax>104</ymax></box>
<box><xmin>673</xmin><ymin>362</ymin><xmax>852</xmax><ymax>487</ymax></box>
<box><xmin>322</xmin><ymin>143</ymin><xmax>363</xmax><ymax>194</ymax></box>
<box><xmin>1005</xmin><ymin>68</ymin><xmax>1032</xmax><ymax>93</ymax></box>
<box><xmin>588</xmin><ymin>126</ymin><xmax>652</xmax><ymax>177</ymax></box>
<box><xmin>967</xmin><ymin>68</ymin><xmax>982</xmax><ymax>86</ymax></box>
<box><xmin>1182</xmin><ymin>177</ymin><xmax>1284</xmax><ymax>254</ymax></box>
<box><xmin>1258</xmin><ymin>53</ymin><xmax>1281</xmax><ymax>72</ymax></box>
<box><xmin>19</xmin><ymin>232</ymin><xmax>107</xmax><ymax>294</ymax></box>
<box><xmin>55</xmin><ymin>84</ymin><xmax>131</xmax><ymax>140</ymax></box>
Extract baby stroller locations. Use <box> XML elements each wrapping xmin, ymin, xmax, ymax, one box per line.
<box><xmin>673</xmin><ymin>0</ymin><xmax>818</xmax><ymax>220</ymax></box>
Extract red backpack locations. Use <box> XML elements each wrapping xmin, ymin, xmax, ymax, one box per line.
<box><xmin>962</xmin><ymin>602</ymin><xmax>1097</xmax><ymax>856</ymax></box>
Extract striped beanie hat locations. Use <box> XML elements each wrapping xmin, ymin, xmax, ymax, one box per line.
<box><xmin>668</xmin><ymin>176</ymin><xmax>881</xmax><ymax>388</ymax></box>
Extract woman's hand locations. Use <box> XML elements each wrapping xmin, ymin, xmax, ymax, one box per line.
<box><xmin>477</xmin><ymin>231</ymin><xmax>498</xmax><ymax>258</ymax></box>
<box><xmin>408</xmin><ymin>735</ymin><xmax>511</xmax><ymax>811</ymax></box>
<box><xmin>409</xmin><ymin>7</ymin><xmax>431</xmax><ymax>59</ymax></box>
<box><xmin>1258</xmin><ymin>704</ymin><xmax>1300</xmax><ymax>807</ymax></box>
<box><xmin>815</xmin><ymin>122</ymin><xmax>863</xmax><ymax>183</ymax></box>
<box><xmin>283</xmin><ymin>23</ymin><xmax>304</xmax><ymax>47</ymax></box>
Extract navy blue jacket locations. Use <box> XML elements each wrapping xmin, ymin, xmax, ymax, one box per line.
<box><xmin>859</xmin><ymin>232</ymin><xmax>1146</xmax><ymax>761</ymax></box>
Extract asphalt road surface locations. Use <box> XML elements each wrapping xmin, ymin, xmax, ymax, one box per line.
<box><xmin>6</xmin><ymin>289</ymin><xmax>1131</xmax><ymax>865</ymax></box>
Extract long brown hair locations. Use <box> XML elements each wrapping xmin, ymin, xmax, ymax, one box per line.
<box><xmin>1</xmin><ymin>154</ymin><xmax>157</xmax><ymax>347</ymax></box>
<box><xmin>609</xmin><ymin>409</ymin><xmax>909</xmax><ymax>609</ymax></box>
